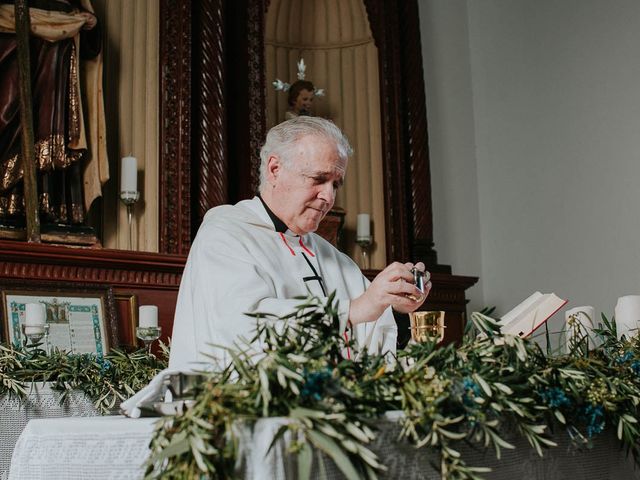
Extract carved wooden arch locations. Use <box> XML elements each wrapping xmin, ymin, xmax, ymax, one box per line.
<box><xmin>158</xmin><ymin>0</ymin><xmax>445</xmax><ymax>272</ymax></box>
<box><xmin>158</xmin><ymin>0</ymin><xmax>265</xmax><ymax>255</ymax></box>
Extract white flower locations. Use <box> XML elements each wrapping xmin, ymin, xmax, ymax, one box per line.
<box><xmin>297</xmin><ymin>59</ymin><xmax>306</xmax><ymax>80</ymax></box>
<box><xmin>273</xmin><ymin>79</ymin><xmax>290</xmax><ymax>92</ymax></box>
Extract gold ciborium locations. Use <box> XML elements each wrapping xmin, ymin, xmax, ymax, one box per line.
<box><xmin>409</xmin><ymin>311</ymin><xmax>446</xmax><ymax>343</ymax></box>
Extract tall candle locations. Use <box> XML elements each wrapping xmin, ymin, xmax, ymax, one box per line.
<box><xmin>357</xmin><ymin>213</ymin><xmax>370</xmax><ymax>239</ymax></box>
<box><xmin>139</xmin><ymin>305</ymin><xmax>158</xmax><ymax>328</ymax></box>
<box><xmin>614</xmin><ymin>295</ymin><xmax>640</xmax><ymax>339</ymax></box>
<box><xmin>564</xmin><ymin>306</ymin><xmax>598</xmax><ymax>352</ymax></box>
<box><xmin>24</xmin><ymin>303</ymin><xmax>46</xmax><ymax>335</ymax></box>
<box><xmin>120</xmin><ymin>156</ymin><xmax>138</xmax><ymax>193</ymax></box>
<box><xmin>25</xmin><ymin>303</ymin><xmax>46</xmax><ymax>326</ymax></box>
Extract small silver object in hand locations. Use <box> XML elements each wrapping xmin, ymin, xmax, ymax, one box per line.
<box><xmin>408</xmin><ymin>267</ymin><xmax>428</xmax><ymax>301</ymax></box>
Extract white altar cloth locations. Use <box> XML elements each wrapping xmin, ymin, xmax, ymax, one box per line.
<box><xmin>8</xmin><ymin>417</ymin><xmax>157</xmax><ymax>480</ymax></box>
<box><xmin>0</xmin><ymin>383</ymin><xmax>103</xmax><ymax>480</ymax></box>
<box><xmin>8</xmin><ymin>413</ymin><xmax>640</xmax><ymax>480</ymax></box>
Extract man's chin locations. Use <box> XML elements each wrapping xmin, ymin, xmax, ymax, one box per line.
<box><xmin>301</xmin><ymin>219</ymin><xmax>323</xmax><ymax>235</ymax></box>
<box><xmin>304</xmin><ymin>223</ymin><xmax>320</xmax><ymax>234</ymax></box>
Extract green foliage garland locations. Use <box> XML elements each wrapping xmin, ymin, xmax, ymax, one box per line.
<box><xmin>143</xmin><ymin>295</ymin><xmax>640</xmax><ymax>479</ymax></box>
<box><xmin>0</xmin><ymin>343</ymin><xmax>167</xmax><ymax>413</ymax></box>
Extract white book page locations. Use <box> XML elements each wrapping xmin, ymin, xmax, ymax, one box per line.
<box><xmin>501</xmin><ymin>293</ymin><xmax>566</xmax><ymax>337</ymax></box>
<box><xmin>500</xmin><ymin>292</ymin><xmax>543</xmax><ymax>326</ymax></box>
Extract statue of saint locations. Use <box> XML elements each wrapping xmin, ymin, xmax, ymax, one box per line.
<box><xmin>273</xmin><ymin>58</ymin><xmax>325</xmax><ymax>123</ymax></box>
<box><xmin>0</xmin><ymin>0</ymin><xmax>108</xmax><ymax>233</ymax></box>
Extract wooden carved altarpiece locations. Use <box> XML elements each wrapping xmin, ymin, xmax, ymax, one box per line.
<box><xmin>0</xmin><ymin>0</ymin><xmax>476</xmax><ymax>347</ymax></box>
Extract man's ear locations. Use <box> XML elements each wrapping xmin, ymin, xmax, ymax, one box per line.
<box><xmin>266</xmin><ymin>155</ymin><xmax>281</xmax><ymax>183</ymax></box>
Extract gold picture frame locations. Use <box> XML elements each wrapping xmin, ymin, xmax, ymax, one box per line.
<box><xmin>0</xmin><ymin>280</ymin><xmax>118</xmax><ymax>356</ymax></box>
<box><xmin>114</xmin><ymin>292</ymin><xmax>139</xmax><ymax>349</ymax></box>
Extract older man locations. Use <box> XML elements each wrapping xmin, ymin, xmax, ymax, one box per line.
<box><xmin>169</xmin><ymin>117</ymin><xmax>430</xmax><ymax>370</ymax></box>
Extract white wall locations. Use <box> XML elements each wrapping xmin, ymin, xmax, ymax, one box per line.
<box><xmin>419</xmin><ymin>0</ymin><xmax>640</xmax><ymax>327</ymax></box>
<box><xmin>418</xmin><ymin>0</ymin><xmax>484</xmax><ymax>311</ymax></box>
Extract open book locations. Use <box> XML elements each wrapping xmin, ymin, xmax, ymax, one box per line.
<box><xmin>499</xmin><ymin>292</ymin><xmax>568</xmax><ymax>337</ymax></box>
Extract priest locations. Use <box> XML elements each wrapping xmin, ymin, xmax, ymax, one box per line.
<box><xmin>169</xmin><ymin>116</ymin><xmax>431</xmax><ymax>371</ymax></box>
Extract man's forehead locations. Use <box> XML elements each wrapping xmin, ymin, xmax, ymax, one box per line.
<box><xmin>292</xmin><ymin>136</ymin><xmax>347</xmax><ymax>173</ymax></box>
<box><xmin>304</xmin><ymin>165</ymin><xmax>346</xmax><ymax>178</ymax></box>
<box><xmin>299</xmin><ymin>156</ymin><xmax>346</xmax><ymax>176</ymax></box>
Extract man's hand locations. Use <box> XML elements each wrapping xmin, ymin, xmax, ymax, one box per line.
<box><xmin>349</xmin><ymin>262</ymin><xmax>431</xmax><ymax>325</ymax></box>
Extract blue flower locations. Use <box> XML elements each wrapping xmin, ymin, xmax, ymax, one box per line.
<box><xmin>631</xmin><ymin>361</ymin><xmax>640</xmax><ymax>376</ymax></box>
<box><xmin>462</xmin><ymin>377</ymin><xmax>481</xmax><ymax>395</ymax></box>
<box><xmin>582</xmin><ymin>404</ymin><xmax>605</xmax><ymax>438</ymax></box>
<box><xmin>300</xmin><ymin>368</ymin><xmax>332</xmax><ymax>401</ymax></box>
<box><xmin>461</xmin><ymin>377</ymin><xmax>482</xmax><ymax>407</ymax></box>
<box><xmin>539</xmin><ymin>387</ymin><xmax>571</xmax><ymax>409</ymax></box>
<box><xmin>97</xmin><ymin>358</ymin><xmax>113</xmax><ymax>375</ymax></box>
<box><xmin>616</xmin><ymin>351</ymin><xmax>634</xmax><ymax>364</ymax></box>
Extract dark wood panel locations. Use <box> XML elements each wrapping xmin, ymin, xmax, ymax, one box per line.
<box><xmin>159</xmin><ymin>0</ymin><xmax>193</xmax><ymax>255</ymax></box>
<box><xmin>0</xmin><ymin>241</ymin><xmax>185</xmax><ymax>287</ymax></box>
<box><xmin>0</xmin><ymin>240</ymin><xmax>185</xmax><ymax>350</ymax></box>
<box><xmin>398</xmin><ymin>0</ymin><xmax>437</xmax><ymax>265</ymax></box>
<box><xmin>191</xmin><ymin>0</ymin><xmax>228</xmax><ymax>230</ymax></box>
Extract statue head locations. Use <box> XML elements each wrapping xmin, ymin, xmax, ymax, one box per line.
<box><xmin>287</xmin><ymin>80</ymin><xmax>316</xmax><ymax>115</ymax></box>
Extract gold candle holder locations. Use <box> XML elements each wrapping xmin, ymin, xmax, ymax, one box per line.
<box><xmin>409</xmin><ymin>311</ymin><xmax>446</xmax><ymax>343</ymax></box>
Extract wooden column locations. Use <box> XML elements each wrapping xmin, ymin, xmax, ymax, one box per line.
<box><xmin>14</xmin><ymin>0</ymin><xmax>40</xmax><ymax>242</ymax></box>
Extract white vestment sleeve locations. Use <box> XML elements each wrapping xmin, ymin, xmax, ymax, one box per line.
<box><xmin>353</xmin><ymin>306</ymin><xmax>397</xmax><ymax>358</ymax></box>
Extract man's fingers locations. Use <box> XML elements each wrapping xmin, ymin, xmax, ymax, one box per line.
<box><xmin>387</xmin><ymin>279</ymin><xmax>424</xmax><ymax>300</ymax></box>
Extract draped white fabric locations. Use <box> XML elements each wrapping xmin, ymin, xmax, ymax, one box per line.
<box><xmin>9</xmin><ymin>412</ymin><xmax>640</xmax><ymax>480</ymax></box>
<box><xmin>95</xmin><ymin>0</ymin><xmax>159</xmax><ymax>252</ymax></box>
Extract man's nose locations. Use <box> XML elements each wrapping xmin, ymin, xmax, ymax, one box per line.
<box><xmin>317</xmin><ymin>183</ymin><xmax>334</xmax><ymax>202</ymax></box>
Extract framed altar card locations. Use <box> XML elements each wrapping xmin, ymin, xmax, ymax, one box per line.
<box><xmin>0</xmin><ymin>281</ymin><xmax>118</xmax><ymax>357</ymax></box>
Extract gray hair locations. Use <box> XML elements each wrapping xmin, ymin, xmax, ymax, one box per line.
<box><xmin>258</xmin><ymin>116</ymin><xmax>353</xmax><ymax>190</ymax></box>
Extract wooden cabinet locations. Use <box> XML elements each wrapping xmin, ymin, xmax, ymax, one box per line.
<box><xmin>0</xmin><ymin>242</ymin><xmax>476</xmax><ymax>349</ymax></box>
<box><xmin>0</xmin><ymin>240</ymin><xmax>184</xmax><ymax>349</ymax></box>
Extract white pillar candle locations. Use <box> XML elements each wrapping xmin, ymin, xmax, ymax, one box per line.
<box><xmin>139</xmin><ymin>305</ymin><xmax>158</xmax><ymax>328</ymax></box>
<box><xmin>120</xmin><ymin>156</ymin><xmax>138</xmax><ymax>193</ymax></box>
<box><xmin>356</xmin><ymin>213</ymin><xmax>370</xmax><ymax>239</ymax></box>
<box><xmin>614</xmin><ymin>295</ymin><xmax>640</xmax><ymax>340</ymax></box>
<box><xmin>24</xmin><ymin>303</ymin><xmax>46</xmax><ymax>335</ymax></box>
<box><xmin>564</xmin><ymin>306</ymin><xmax>598</xmax><ymax>351</ymax></box>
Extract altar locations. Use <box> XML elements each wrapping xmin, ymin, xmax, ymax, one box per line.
<box><xmin>7</xmin><ymin>412</ymin><xmax>640</xmax><ymax>480</ymax></box>
<box><xmin>0</xmin><ymin>384</ymin><xmax>101</xmax><ymax>480</ymax></box>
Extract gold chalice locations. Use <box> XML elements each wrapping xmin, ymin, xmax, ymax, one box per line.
<box><xmin>409</xmin><ymin>311</ymin><xmax>446</xmax><ymax>343</ymax></box>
